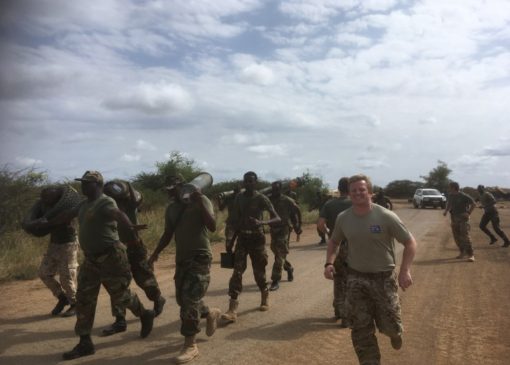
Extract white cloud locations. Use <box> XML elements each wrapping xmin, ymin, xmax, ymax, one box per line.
<box><xmin>15</xmin><ymin>156</ymin><xmax>42</xmax><ymax>166</ymax></box>
<box><xmin>247</xmin><ymin>144</ymin><xmax>288</xmax><ymax>157</ymax></box>
<box><xmin>419</xmin><ymin>117</ymin><xmax>437</xmax><ymax>125</ymax></box>
<box><xmin>481</xmin><ymin>144</ymin><xmax>510</xmax><ymax>157</ymax></box>
<box><xmin>135</xmin><ymin>139</ymin><xmax>157</xmax><ymax>151</ymax></box>
<box><xmin>240</xmin><ymin>64</ymin><xmax>275</xmax><ymax>85</ymax></box>
<box><xmin>102</xmin><ymin>82</ymin><xmax>193</xmax><ymax>115</ymax></box>
<box><xmin>120</xmin><ymin>154</ymin><xmax>141</xmax><ymax>162</ymax></box>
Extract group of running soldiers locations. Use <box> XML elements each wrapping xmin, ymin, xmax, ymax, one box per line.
<box><xmin>23</xmin><ymin>170</ymin><xmax>509</xmax><ymax>365</ymax></box>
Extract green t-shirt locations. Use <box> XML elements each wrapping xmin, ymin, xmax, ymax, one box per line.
<box><xmin>270</xmin><ymin>194</ymin><xmax>297</xmax><ymax>228</ymax></box>
<box><xmin>165</xmin><ymin>195</ymin><xmax>214</xmax><ymax>264</ymax></box>
<box><xmin>231</xmin><ymin>191</ymin><xmax>275</xmax><ymax>233</ymax></box>
<box><xmin>115</xmin><ymin>199</ymin><xmax>138</xmax><ymax>243</ymax></box>
<box><xmin>78</xmin><ymin>195</ymin><xmax>119</xmax><ymax>255</ymax></box>
<box><xmin>50</xmin><ymin>223</ymin><xmax>77</xmax><ymax>244</ymax></box>
<box><xmin>319</xmin><ymin>196</ymin><xmax>352</xmax><ymax>232</ymax></box>
<box><xmin>448</xmin><ymin>192</ymin><xmax>475</xmax><ymax>216</ymax></box>
<box><xmin>480</xmin><ymin>191</ymin><xmax>496</xmax><ymax>212</ymax></box>
<box><xmin>331</xmin><ymin>204</ymin><xmax>412</xmax><ymax>273</ymax></box>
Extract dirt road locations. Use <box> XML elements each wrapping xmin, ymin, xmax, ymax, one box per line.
<box><xmin>1</xmin><ymin>201</ymin><xmax>509</xmax><ymax>365</ymax></box>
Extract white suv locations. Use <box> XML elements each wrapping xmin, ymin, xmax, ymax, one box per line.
<box><xmin>413</xmin><ymin>188</ymin><xmax>446</xmax><ymax>209</ymax></box>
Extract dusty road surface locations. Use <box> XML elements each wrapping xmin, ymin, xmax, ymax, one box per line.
<box><xmin>1</xmin><ymin>200</ymin><xmax>510</xmax><ymax>365</ymax></box>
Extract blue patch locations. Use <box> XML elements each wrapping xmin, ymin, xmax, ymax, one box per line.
<box><xmin>370</xmin><ymin>225</ymin><xmax>382</xmax><ymax>233</ymax></box>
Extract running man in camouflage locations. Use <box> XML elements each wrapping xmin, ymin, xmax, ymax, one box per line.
<box><xmin>317</xmin><ymin>177</ymin><xmax>351</xmax><ymax>327</ymax></box>
<box><xmin>443</xmin><ymin>181</ymin><xmax>476</xmax><ymax>261</ymax></box>
<box><xmin>34</xmin><ymin>171</ymin><xmax>155</xmax><ymax>360</ymax></box>
<box><xmin>149</xmin><ymin>174</ymin><xmax>220</xmax><ymax>364</ymax></box>
<box><xmin>477</xmin><ymin>184</ymin><xmax>510</xmax><ymax>247</ymax></box>
<box><xmin>102</xmin><ymin>180</ymin><xmax>166</xmax><ymax>336</ymax></box>
<box><xmin>269</xmin><ymin>180</ymin><xmax>302</xmax><ymax>291</ymax></box>
<box><xmin>324</xmin><ymin>174</ymin><xmax>417</xmax><ymax>365</ymax></box>
<box><xmin>222</xmin><ymin>171</ymin><xmax>281</xmax><ymax>322</ymax></box>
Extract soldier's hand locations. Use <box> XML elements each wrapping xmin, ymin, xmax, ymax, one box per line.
<box><xmin>398</xmin><ymin>269</ymin><xmax>413</xmax><ymax>291</ymax></box>
<box><xmin>190</xmin><ymin>190</ymin><xmax>202</xmax><ymax>203</ymax></box>
<box><xmin>324</xmin><ymin>264</ymin><xmax>335</xmax><ymax>280</ymax></box>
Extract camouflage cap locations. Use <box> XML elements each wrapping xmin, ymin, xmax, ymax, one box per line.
<box><xmin>75</xmin><ymin>170</ymin><xmax>104</xmax><ymax>184</ymax></box>
<box><xmin>165</xmin><ymin>173</ymin><xmax>185</xmax><ymax>190</ymax></box>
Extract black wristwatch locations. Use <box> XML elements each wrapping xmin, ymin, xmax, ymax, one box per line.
<box><xmin>324</xmin><ymin>262</ymin><xmax>333</xmax><ymax>268</ymax></box>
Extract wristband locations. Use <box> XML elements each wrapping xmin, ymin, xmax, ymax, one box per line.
<box><xmin>324</xmin><ymin>263</ymin><xmax>334</xmax><ymax>268</ymax></box>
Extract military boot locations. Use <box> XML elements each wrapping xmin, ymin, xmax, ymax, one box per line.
<box><xmin>51</xmin><ymin>293</ymin><xmax>69</xmax><ymax>316</ymax></box>
<box><xmin>260</xmin><ymin>289</ymin><xmax>269</xmax><ymax>311</ymax></box>
<box><xmin>221</xmin><ymin>298</ymin><xmax>238</xmax><ymax>323</ymax></box>
<box><xmin>101</xmin><ymin>316</ymin><xmax>127</xmax><ymax>336</ymax></box>
<box><xmin>62</xmin><ymin>335</ymin><xmax>95</xmax><ymax>360</ymax></box>
<box><xmin>140</xmin><ymin>309</ymin><xmax>155</xmax><ymax>338</ymax></box>
<box><xmin>390</xmin><ymin>334</ymin><xmax>403</xmax><ymax>350</ymax></box>
<box><xmin>206</xmin><ymin>308</ymin><xmax>221</xmax><ymax>336</ymax></box>
<box><xmin>286</xmin><ymin>267</ymin><xmax>294</xmax><ymax>282</ymax></box>
<box><xmin>175</xmin><ymin>335</ymin><xmax>199</xmax><ymax>364</ymax></box>
<box><xmin>61</xmin><ymin>304</ymin><xmax>76</xmax><ymax>317</ymax></box>
<box><xmin>154</xmin><ymin>296</ymin><xmax>166</xmax><ymax>317</ymax></box>
<box><xmin>269</xmin><ymin>281</ymin><xmax>279</xmax><ymax>291</ymax></box>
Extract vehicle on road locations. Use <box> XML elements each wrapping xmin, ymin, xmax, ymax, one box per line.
<box><xmin>413</xmin><ymin>188</ymin><xmax>446</xmax><ymax>209</ymax></box>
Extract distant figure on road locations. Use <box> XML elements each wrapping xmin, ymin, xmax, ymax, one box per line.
<box><xmin>102</xmin><ymin>180</ymin><xmax>166</xmax><ymax>336</ymax></box>
<box><xmin>268</xmin><ymin>180</ymin><xmax>302</xmax><ymax>291</ymax></box>
<box><xmin>310</xmin><ymin>190</ymin><xmax>329</xmax><ymax>244</ymax></box>
<box><xmin>443</xmin><ymin>181</ymin><xmax>476</xmax><ymax>261</ymax></box>
<box><xmin>317</xmin><ymin>177</ymin><xmax>351</xmax><ymax>327</ymax></box>
<box><xmin>149</xmin><ymin>174</ymin><xmax>220</xmax><ymax>364</ymax></box>
<box><xmin>477</xmin><ymin>185</ymin><xmax>510</xmax><ymax>247</ymax></box>
<box><xmin>221</xmin><ymin>171</ymin><xmax>281</xmax><ymax>323</ymax></box>
<box><xmin>324</xmin><ymin>174</ymin><xmax>417</xmax><ymax>365</ymax></box>
<box><xmin>23</xmin><ymin>186</ymin><xmax>79</xmax><ymax>318</ymax></box>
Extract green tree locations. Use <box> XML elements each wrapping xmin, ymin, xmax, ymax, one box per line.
<box><xmin>420</xmin><ymin>160</ymin><xmax>452</xmax><ymax>193</ymax></box>
<box><xmin>295</xmin><ymin>171</ymin><xmax>329</xmax><ymax>207</ymax></box>
<box><xmin>384</xmin><ymin>180</ymin><xmax>424</xmax><ymax>198</ymax></box>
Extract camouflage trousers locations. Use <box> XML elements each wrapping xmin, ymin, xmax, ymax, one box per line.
<box><xmin>75</xmin><ymin>242</ymin><xmax>145</xmax><ymax>336</ymax></box>
<box><xmin>174</xmin><ymin>254</ymin><xmax>211</xmax><ymax>336</ymax></box>
<box><xmin>228</xmin><ymin>232</ymin><xmax>268</xmax><ymax>299</ymax></box>
<box><xmin>110</xmin><ymin>240</ymin><xmax>161</xmax><ymax>318</ymax></box>
<box><xmin>451</xmin><ymin>216</ymin><xmax>473</xmax><ymax>255</ymax></box>
<box><xmin>333</xmin><ymin>242</ymin><xmax>348</xmax><ymax>319</ymax></box>
<box><xmin>345</xmin><ymin>269</ymin><xmax>402</xmax><ymax>365</ymax></box>
<box><xmin>479</xmin><ymin>209</ymin><xmax>509</xmax><ymax>242</ymax></box>
<box><xmin>270</xmin><ymin>227</ymin><xmax>292</xmax><ymax>282</ymax></box>
<box><xmin>39</xmin><ymin>240</ymin><xmax>79</xmax><ymax>304</ymax></box>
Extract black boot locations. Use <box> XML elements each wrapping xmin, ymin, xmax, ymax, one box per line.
<box><xmin>61</xmin><ymin>304</ymin><xmax>76</xmax><ymax>317</ymax></box>
<box><xmin>140</xmin><ymin>309</ymin><xmax>155</xmax><ymax>338</ymax></box>
<box><xmin>101</xmin><ymin>316</ymin><xmax>127</xmax><ymax>336</ymax></box>
<box><xmin>286</xmin><ymin>267</ymin><xmax>294</xmax><ymax>282</ymax></box>
<box><xmin>153</xmin><ymin>296</ymin><xmax>166</xmax><ymax>317</ymax></box>
<box><xmin>51</xmin><ymin>293</ymin><xmax>69</xmax><ymax>316</ymax></box>
<box><xmin>269</xmin><ymin>281</ymin><xmax>279</xmax><ymax>291</ymax></box>
<box><xmin>62</xmin><ymin>335</ymin><xmax>95</xmax><ymax>360</ymax></box>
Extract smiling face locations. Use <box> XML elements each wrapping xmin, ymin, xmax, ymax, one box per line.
<box><xmin>349</xmin><ymin>179</ymin><xmax>373</xmax><ymax>208</ymax></box>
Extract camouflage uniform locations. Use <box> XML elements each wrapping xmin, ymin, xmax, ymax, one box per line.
<box><xmin>448</xmin><ymin>192</ymin><xmax>475</xmax><ymax>256</ymax></box>
<box><xmin>38</xmin><ymin>224</ymin><xmax>79</xmax><ymax>306</ymax></box>
<box><xmin>74</xmin><ymin>195</ymin><xmax>147</xmax><ymax>336</ymax></box>
<box><xmin>165</xmin><ymin>195</ymin><xmax>215</xmax><ymax>336</ymax></box>
<box><xmin>106</xmin><ymin>194</ymin><xmax>161</xmax><ymax>318</ymax></box>
<box><xmin>331</xmin><ymin>204</ymin><xmax>412</xmax><ymax>365</ymax></box>
<box><xmin>479</xmin><ymin>190</ymin><xmax>510</xmax><ymax>245</ymax></box>
<box><xmin>269</xmin><ymin>194</ymin><xmax>299</xmax><ymax>282</ymax></box>
<box><xmin>320</xmin><ymin>196</ymin><xmax>352</xmax><ymax>319</ymax></box>
<box><xmin>228</xmin><ymin>191</ymin><xmax>275</xmax><ymax>298</ymax></box>
<box><xmin>75</xmin><ymin>242</ymin><xmax>145</xmax><ymax>335</ymax></box>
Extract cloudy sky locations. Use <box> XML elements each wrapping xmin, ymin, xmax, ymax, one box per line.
<box><xmin>1</xmin><ymin>0</ymin><xmax>509</xmax><ymax>189</ymax></box>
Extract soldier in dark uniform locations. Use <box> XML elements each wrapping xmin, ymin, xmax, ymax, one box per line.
<box><xmin>311</xmin><ymin>190</ymin><xmax>328</xmax><ymax>244</ymax></box>
<box><xmin>218</xmin><ymin>184</ymin><xmax>241</xmax><ymax>251</ymax></box>
<box><xmin>443</xmin><ymin>181</ymin><xmax>476</xmax><ymax>261</ymax></box>
<box><xmin>149</xmin><ymin>174</ymin><xmax>220</xmax><ymax>364</ymax></box>
<box><xmin>268</xmin><ymin>181</ymin><xmax>302</xmax><ymax>291</ymax></box>
<box><xmin>477</xmin><ymin>185</ymin><xmax>510</xmax><ymax>247</ymax></box>
<box><xmin>317</xmin><ymin>177</ymin><xmax>351</xmax><ymax>326</ymax></box>
<box><xmin>221</xmin><ymin>171</ymin><xmax>281</xmax><ymax>322</ymax></box>
<box><xmin>33</xmin><ymin>171</ymin><xmax>154</xmax><ymax>360</ymax></box>
<box><xmin>102</xmin><ymin>180</ymin><xmax>166</xmax><ymax>336</ymax></box>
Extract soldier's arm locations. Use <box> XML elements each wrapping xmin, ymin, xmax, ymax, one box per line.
<box><xmin>324</xmin><ymin>236</ymin><xmax>340</xmax><ymax>280</ymax></box>
<box><xmin>148</xmin><ymin>227</ymin><xmax>174</xmax><ymax>267</ymax></box>
<box><xmin>191</xmin><ymin>191</ymin><xmax>216</xmax><ymax>232</ymax></box>
<box><xmin>30</xmin><ymin>205</ymin><xmax>80</xmax><ymax>229</ymax></box>
<box><xmin>398</xmin><ymin>235</ymin><xmax>417</xmax><ymax>291</ymax></box>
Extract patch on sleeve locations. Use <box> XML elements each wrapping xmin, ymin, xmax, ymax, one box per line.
<box><xmin>370</xmin><ymin>225</ymin><xmax>382</xmax><ymax>233</ymax></box>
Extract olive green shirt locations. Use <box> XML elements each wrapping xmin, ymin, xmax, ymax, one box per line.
<box><xmin>231</xmin><ymin>191</ymin><xmax>275</xmax><ymax>233</ymax></box>
<box><xmin>480</xmin><ymin>191</ymin><xmax>497</xmax><ymax>212</ymax></box>
<box><xmin>270</xmin><ymin>194</ymin><xmax>298</xmax><ymax>229</ymax></box>
<box><xmin>165</xmin><ymin>195</ymin><xmax>214</xmax><ymax>264</ymax></box>
<box><xmin>78</xmin><ymin>195</ymin><xmax>119</xmax><ymax>255</ymax></box>
<box><xmin>49</xmin><ymin>223</ymin><xmax>77</xmax><ymax>244</ymax></box>
<box><xmin>319</xmin><ymin>196</ymin><xmax>352</xmax><ymax>232</ymax></box>
<box><xmin>331</xmin><ymin>204</ymin><xmax>412</xmax><ymax>273</ymax></box>
<box><xmin>116</xmin><ymin>199</ymin><xmax>138</xmax><ymax>243</ymax></box>
<box><xmin>448</xmin><ymin>192</ymin><xmax>475</xmax><ymax>217</ymax></box>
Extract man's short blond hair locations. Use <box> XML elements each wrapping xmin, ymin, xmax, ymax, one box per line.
<box><xmin>348</xmin><ymin>174</ymin><xmax>373</xmax><ymax>193</ymax></box>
